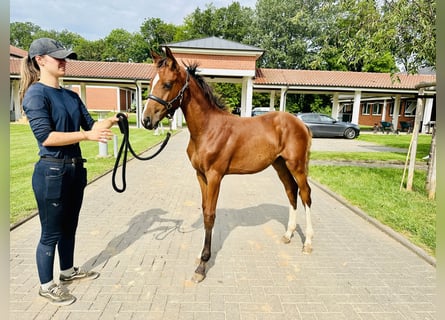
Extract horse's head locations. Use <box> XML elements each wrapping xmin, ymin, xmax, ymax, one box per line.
<box><xmin>142</xmin><ymin>47</ymin><xmax>188</xmax><ymax>130</ymax></box>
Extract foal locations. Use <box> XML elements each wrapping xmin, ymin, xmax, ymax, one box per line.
<box><xmin>142</xmin><ymin>47</ymin><xmax>313</xmax><ymax>282</ymax></box>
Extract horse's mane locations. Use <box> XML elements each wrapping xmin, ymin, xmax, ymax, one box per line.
<box><xmin>185</xmin><ymin>63</ymin><xmax>227</xmax><ymax>111</ymax></box>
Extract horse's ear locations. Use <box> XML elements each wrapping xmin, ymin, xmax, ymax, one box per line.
<box><xmin>151</xmin><ymin>50</ymin><xmax>163</xmax><ymax>64</ymax></box>
<box><xmin>164</xmin><ymin>47</ymin><xmax>180</xmax><ymax>71</ymax></box>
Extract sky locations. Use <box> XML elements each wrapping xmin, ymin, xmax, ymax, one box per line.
<box><xmin>10</xmin><ymin>0</ymin><xmax>257</xmax><ymax>41</ymax></box>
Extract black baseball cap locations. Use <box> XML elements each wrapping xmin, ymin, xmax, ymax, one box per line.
<box><xmin>29</xmin><ymin>38</ymin><xmax>77</xmax><ymax>60</ymax></box>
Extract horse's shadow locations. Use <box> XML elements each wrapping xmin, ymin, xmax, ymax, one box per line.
<box><xmin>81</xmin><ymin>208</ymin><xmax>182</xmax><ymax>270</ymax></box>
<box><xmin>81</xmin><ymin>204</ymin><xmax>306</xmax><ymax>280</ymax></box>
<box><xmin>187</xmin><ymin>203</ymin><xmax>306</xmax><ymax>277</ymax></box>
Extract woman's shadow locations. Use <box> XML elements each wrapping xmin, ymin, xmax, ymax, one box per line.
<box><xmin>81</xmin><ymin>208</ymin><xmax>182</xmax><ymax>270</ymax></box>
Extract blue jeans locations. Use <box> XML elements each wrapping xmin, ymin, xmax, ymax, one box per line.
<box><xmin>32</xmin><ymin>159</ymin><xmax>87</xmax><ymax>284</ymax></box>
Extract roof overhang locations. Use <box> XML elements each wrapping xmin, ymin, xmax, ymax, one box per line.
<box><xmin>168</xmin><ymin>47</ymin><xmax>264</xmax><ymax>59</ymax></box>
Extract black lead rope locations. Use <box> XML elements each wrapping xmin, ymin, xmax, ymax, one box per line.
<box><xmin>112</xmin><ymin>113</ymin><xmax>171</xmax><ymax>193</ymax></box>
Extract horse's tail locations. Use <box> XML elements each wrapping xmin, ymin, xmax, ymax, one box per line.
<box><xmin>305</xmin><ymin>126</ymin><xmax>312</xmax><ymax>174</ymax></box>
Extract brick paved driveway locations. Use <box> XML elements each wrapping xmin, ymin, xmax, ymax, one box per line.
<box><xmin>10</xmin><ymin>130</ymin><xmax>436</xmax><ymax>319</ymax></box>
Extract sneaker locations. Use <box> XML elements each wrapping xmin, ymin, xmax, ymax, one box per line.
<box><xmin>39</xmin><ymin>284</ymin><xmax>76</xmax><ymax>306</ymax></box>
<box><xmin>59</xmin><ymin>267</ymin><xmax>100</xmax><ymax>283</ymax></box>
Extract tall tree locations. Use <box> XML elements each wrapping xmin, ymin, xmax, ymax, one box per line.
<box><xmin>308</xmin><ymin>0</ymin><xmax>396</xmax><ymax>72</ymax></box>
<box><xmin>140</xmin><ymin>18</ymin><xmax>178</xmax><ymax>53</ymax></box>
<box><xmin>102</xmin><ymin>29</ymin><xmax>137</xmax><ymax>62</ymax></box>
<box><xmin>74</xmin><ymin>38</ymin><xmax>106</xmax><ymax>61</ymax></box>
<box><xmin>252</xmin><ymin>0</ymin><xmax>310</xmax><ymax>69</ymax></box>
<box><xmin>182</xmin><ymin>2</ymin><xmax>254</xmax><ymax>42</ymax></box>
<box><xmin>382</xmin><ymin>0</ymin><xmax>436</xmax><ymax>73</ymax></box>
<box><xmin>10</xmin><ymin>22</ymin><xmax>42</xmax><ymax>49</ymax></box>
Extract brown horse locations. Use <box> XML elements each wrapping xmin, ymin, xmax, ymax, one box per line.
<box><xmin>142</xmin><ymin>47</ymin><xmax>313</xmax><ymax>283</ymax></box>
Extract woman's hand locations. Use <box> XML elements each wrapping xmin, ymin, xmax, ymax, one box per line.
<box><xmin>93</xmin><ymin>115</ymin><xmax>122</xmax><ymax>131</ymax></box>
<box><xmin>83</xmin><ymin>128</ymin><xmax>113</xmax><ymax>143</ymax></box>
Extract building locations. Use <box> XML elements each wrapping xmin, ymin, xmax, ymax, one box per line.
<box><xmin>10</xmin><ymin>38</ymin><xmax>436</xmax><ymax>132</ymax></box>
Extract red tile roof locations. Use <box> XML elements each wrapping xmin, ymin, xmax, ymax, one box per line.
<box><xmin>9</xmin><ymin>58</ymin><xmax>155</xmax><ymax>81</ymax></box>
<box><xmin>65</xmin><ymin>60</ymin><xmax>155</xmax><ymax>80</ymax></box>
<box><xmin>255</xmin><ymin>68</ymin><xmax>435</xmax><ymax>90</ymax></box>
<box><xmin>10</xmin><ymin>45</ymin><xmax>27</xmax><ymax>58</ymax></box>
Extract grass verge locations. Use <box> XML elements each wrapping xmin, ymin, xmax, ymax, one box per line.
<box><xmin>309</xmin><ymin>133</ymin><xmax>435</xmax><ymax>256</ymax></box>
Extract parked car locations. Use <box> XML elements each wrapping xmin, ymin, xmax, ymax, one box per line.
<box><xmin>296</xmin><ymin>113</ymin><xmax>360</xmax><ymax>139</ymax></box>
<box><xmin>251</xmin><ymin>107</ymin><xmax>273</xmax><ymax>116</ymax></box>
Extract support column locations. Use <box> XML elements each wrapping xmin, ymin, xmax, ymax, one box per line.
<box><xmin>241</xmin><ymin>76</ymin><xmax>253</xmax><ymax>117</ymax></box>
<box><xmin>393</xmin><ymin>95</ymin><xmax>401</xmax><ymax>129</ymax></box>
<box><xmin>269</xmin><ymin>91</ymin><xmax>275</xmax><ymax>111</ymax></box>
<box><xmin>422</xmin><ymin>98</ymin><xmax>434</xmax><ymax>133</ymax></box>
<box><xmin>279</xmin><ymin>88</ymin><xmax>287</xmax><ymax>112</ymax></box>
<box><xmin>11</xmin><ymin>80</ymin><xmax>21</xmax><ymax>121</ymax></box>
<box><xmin>136</xmin><ymin>81</ymin><xmax>143</xmax><ymax>128</ymax></box>
<box><xmin>331</xmin><ymin>92</ymin><xmax>339</xmax><ymax>120</ymax></box>
<box><xmin>351</xmin><ymin>90</ymin><xmax>361</xmax><ymax>124</ymax></box>
<box><xmin>80</xmin><ymin>83</ymin><xmax>87</xmax><ymax>105</ymax></box>
<box><xmin>382</xmin><ymin>99</ymin><xmax>387</xmax><ymax>122</ymax></box>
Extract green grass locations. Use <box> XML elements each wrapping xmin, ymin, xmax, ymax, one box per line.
<box><xmin>311</xmin><ymin>134</ymin><xmax>431</xmax><ymax>163</ymax></box>
<box><xmin>309</xmin><ymin>133</ymin><xmax>435</xmax><ymax>256</ymax></box>
<box><xmin>10</xmin><ymin>122</ymin><xmax>171</xmax><ymax>226</ymax></box>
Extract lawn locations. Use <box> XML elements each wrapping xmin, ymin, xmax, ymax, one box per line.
<box><xmin>309</xmin><ymin>133</ymin><xmax>435</xmax><ymax>256</ymax></box>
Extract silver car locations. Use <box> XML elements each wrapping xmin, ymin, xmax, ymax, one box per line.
<box><xmin>296</xmin><ymin>113</ymin><xmax>360</xmax><ymax>139</ymax></box>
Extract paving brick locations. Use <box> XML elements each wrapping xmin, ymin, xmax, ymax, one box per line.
<box><xmin>10</xmin><ymin>130</ymin><xmax>436</xmax><ymax>319</ymax></box>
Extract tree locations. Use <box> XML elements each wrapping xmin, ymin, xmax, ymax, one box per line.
<box><xmin>74</xmin><ymin>38</ymin><xmax>107</xmax><ymax>61</ymax></box>
<box><xmin>251</xmin><ymin>0</ymin><xmax>310</xmax><ymax>69</ymax></box>
<box><xmin>308</xmin><ymin>0</ymin><xmax>396</xmax><ymax>72</ymax></box>
<box><xmin>10</xmin><ymin>22</ymin><xmax>42</xmax><ymax>49</ymax></box>
<box><xmin>102</xmin><ymin>29</ymin><xmax>138</xmax><ymax>62</ymax></box>
<box><xmin>140</xmin><ymin>18</ymin><xmax>178</xmax><ymax>53</ymax></box>
<box><xmin>181</xmin><ymin>2</ymin><xmax>254</xmax><ymax>42</ymax></box>
<box><xmin>382</xmin><ymin>0</ymin><xmax>436</xmax><ymax>73</ymax></box>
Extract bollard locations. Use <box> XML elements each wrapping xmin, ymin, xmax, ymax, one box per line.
<box><xmin>98</xmin><ymin>141</ymin><xmax>108</xmax><ymax>157</ymax></box>
<box><xmin>97</xmin><ymin>111</ymin><xmax>109</xmax><ymax>157</ymax></box>
<box><xmin>113</xmin><ymin>134</ymin><xmax>118</xmax><ymax>158</ymax></box>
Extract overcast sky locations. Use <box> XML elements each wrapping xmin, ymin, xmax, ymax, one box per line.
<box><xmin>10</xmin><ymin>0</ymin><xmax>257</xmax><ymax>41</ymax></box>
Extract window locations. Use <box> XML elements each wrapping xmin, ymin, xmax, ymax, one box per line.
<box><xmin>341</xmin><ymin>104</ymin><xmax>352</xmax><ymax>113</ymax></box>
<box><xmin>319</xmin><ymin>114</ymin><xmax>334</xmax><ymax>123</ymax></box>
<box><xmin>404</xmin><ymin>100</ymin><xmax>416</xmax><ymax>117</ymax></box>
<box><xmin>300</xmin><ymin>114</ymin><xmax>319</xmax><ymax>122</ymax></box>
<box><xmin>372</xmin><ymin>103</ymin><xmax>383</xmax><ymax>115</ymax></box>
<box><xmin>362</xmin><ymin>103</ymin><xmax>371</xmax><ymax>115</ymax></box>
<box><xmin>388</xmin><ymin>101</ymin><xmax>400</xmax><ymax>116</ymax></box>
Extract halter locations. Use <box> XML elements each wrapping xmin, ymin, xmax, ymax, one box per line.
<box><xmin>147</xmin><ymin>71</ymin><xmax>190</xmax><ymax>119</ymax></box>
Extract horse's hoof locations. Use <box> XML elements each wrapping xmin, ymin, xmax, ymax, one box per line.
<box><xmin>281</xmin><ymin>235</ymin><xmax>291</xmax><ymax>244</ymax></box>
<box><xmin>302</xmin><ymin>244</ymin><xmax>313</xmax><ymax>254</ymax></box>
<box><xmin>192</xmin><ymin>273</ymin><xmax>205</xmax><ymax>283</ymax></box>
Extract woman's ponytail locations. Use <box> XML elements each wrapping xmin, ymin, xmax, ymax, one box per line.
<box><xmin>19</xmin><ymin>56</ymin><xmax>40</xmax><ymax>104</ymax></box>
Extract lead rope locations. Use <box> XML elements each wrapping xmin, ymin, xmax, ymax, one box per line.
<box><xmin>112</xmin><ymin>113</ymin><xmax>171</xmax><ymax>193</ymax></box>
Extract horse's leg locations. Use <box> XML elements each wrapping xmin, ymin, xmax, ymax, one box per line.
<box><xmin>289</xmin><ymin>164</ymin><xmax>313</xmax><ymax>254</ymax></box>
<box><xmin>272</xmin><ymin>158</ymin><xmax>299</xmax><ymax>244</ymax></box>
<box><xmin>192</xmin><ymin>171</ymin><xmax>222</xmax><ymax>283</ymax></box>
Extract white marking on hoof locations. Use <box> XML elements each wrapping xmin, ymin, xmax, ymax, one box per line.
<box><xmin>192</xmin><ymin>273</ymin><xmax>205</xmax><ymax>283</ymax></box>
<box><xmin>302</xmin><ymin>244</ymin><xmax>313</xmax><ymax>254</ymax></box>
<box><xmin>281</xmin><ymin>235</ymin><xmax>291</xmax><ymax>244</ymax></box>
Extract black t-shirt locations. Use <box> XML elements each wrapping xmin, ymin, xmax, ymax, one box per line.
<box><xmin>23</xmin><ymin>82</ymin><xmax>95</xmax><ymax>158</ymax></box>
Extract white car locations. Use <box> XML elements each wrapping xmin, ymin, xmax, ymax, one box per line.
<box><xmin>251</xmin><ymin>107</ymin><xmax>273</xmax><ymax>116</ymax></box>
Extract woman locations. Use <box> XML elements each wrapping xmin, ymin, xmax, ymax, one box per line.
<box><xmin>20</xmin><ymin>38</ymin><xmax>119</xmax><ymax>306</ymax></box>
